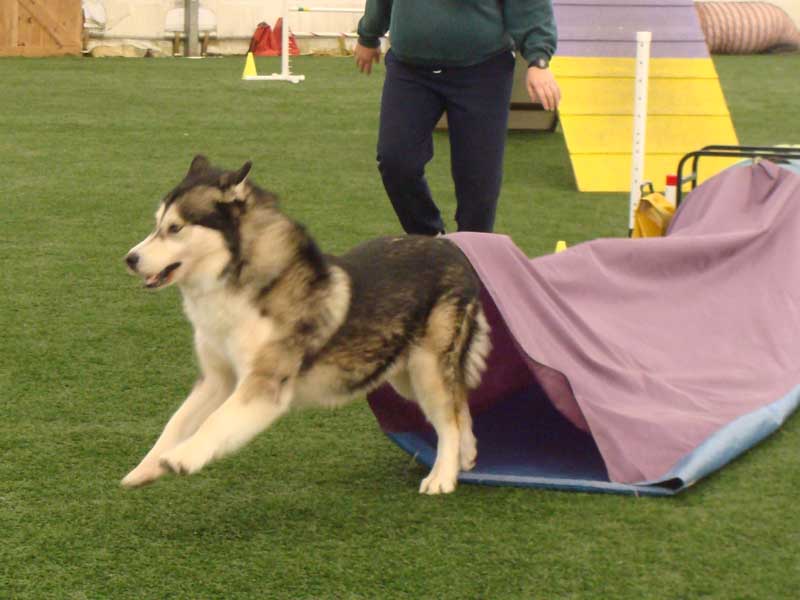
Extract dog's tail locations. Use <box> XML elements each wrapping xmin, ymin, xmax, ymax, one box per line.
<box><xmin>457</xmin><ymin>300</ymin><xmax>491</xmax><ymax>390</ymax></box>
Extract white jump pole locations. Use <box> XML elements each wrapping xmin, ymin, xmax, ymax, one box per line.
<box><xmin>280</xmin><ymin>0</ymin><xmax>291</xmax><ymax>78</ymax></box>
<box><xmin>629</xmin><ymin>31</ymin><xmax>652</xmax><ymax>234</ymax></box>
<box><xmin>243</xmin><ymin>0</ymin><xmax>305</xmax><ymax>82</ymax></box>
<box><xmin>244</xmin><ymin>5</ymin><xmax>364</xmax><ymax>83</ymax></box>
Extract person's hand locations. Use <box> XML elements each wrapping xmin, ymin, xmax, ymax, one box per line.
<box><xmin>355</xmin><ymin>42</ymin><xmax>381</xmax><ymax>75</ymax></box>
<box><xmin>526</xmin><ymin>67</ymin><xmax>561</xmax><ymax>111</ymax></box>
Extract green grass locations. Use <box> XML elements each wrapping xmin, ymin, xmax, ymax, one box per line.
<box><xmin>1</xmin><ymin>53</ymin><xmax>800</xmax><ymax>599</ymax></box>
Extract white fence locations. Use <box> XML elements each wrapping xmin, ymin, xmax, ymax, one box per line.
<box><xmin>83</xmin><ymin>1</ymin><xmax>800</xmax><ymax>56</ymax></box>
<box><xmin>84</xmin><ymin>1</ymin><xmax>364</xmax><ymax>41</ymax></box>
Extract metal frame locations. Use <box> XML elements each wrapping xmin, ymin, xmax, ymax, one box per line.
<box><xmin>676</xmin><ymin>145</ymin><xmax>800</xmax><ymax>205</ymax></box>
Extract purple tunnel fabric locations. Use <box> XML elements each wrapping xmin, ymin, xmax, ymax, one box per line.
<box><xmin>367</xmin><ymin>161</ymin><xmax>800</xmax><ymax>484</ymax></box>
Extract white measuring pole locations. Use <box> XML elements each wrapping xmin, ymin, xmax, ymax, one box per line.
<box><xmin>243</xmin><ymin>0</ymin><xmax>305</xmax><ymax>82</ymax></box>
<box><xmin>281</xmin><ymin>0</ymin><xmax>290</xmax><ymax>77</ymax></box>
<box><xmin>629</xmin><ymin>31</ymin><xmax>652</xmax><ymax>234</ymax></box>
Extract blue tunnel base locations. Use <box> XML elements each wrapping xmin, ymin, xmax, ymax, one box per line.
<box><xmin>388</xmin><ymin>386</ymin><xmax>681</xmax><ymax>496</ymax></box>
<box><xmin>388</xmin><ymin>383</ymin><xmax>800</xmax><ymax>496</ymax></box>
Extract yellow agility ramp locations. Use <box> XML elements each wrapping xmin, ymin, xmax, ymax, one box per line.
<box><xmin>550</xmin><ymin>0</ymin><xmax>739</xmax><ymax>192</ymax></box>
<box><xmin>553</xmin><ymin>56</ymin><xmax>738</xmax><ymax>192</ymax></box>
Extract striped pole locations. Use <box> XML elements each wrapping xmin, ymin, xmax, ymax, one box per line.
<box><xmin>629</xmin><ymin>31</ymin><xmax>651</xmax><ymax>234</ymax></box>
<box><xmin>281</xmin><ymin>0</ymin><xmax>290</xmax><ymax>77</ymax></box>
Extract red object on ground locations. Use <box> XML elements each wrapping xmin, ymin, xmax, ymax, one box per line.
<box><xmin>269</xmin><ymin>18</ymin><xmax>300</xmax><ymax>56</ymax></box>
<box><xmin>248</xmin><ymin>22</ymin><xmax>276</xmax><ymax>56</ymax></box>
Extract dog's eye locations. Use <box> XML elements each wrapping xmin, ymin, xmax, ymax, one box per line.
<box><xmin>167</xmin><ymin>224</ymin><xmax>183</xmax><ymax>235</ymax></box>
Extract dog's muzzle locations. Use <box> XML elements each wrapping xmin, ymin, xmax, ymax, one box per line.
<box><xmin>125</xmin><ymin>253</ymin><xmax>182</xmax><ymax>289</ymax></box>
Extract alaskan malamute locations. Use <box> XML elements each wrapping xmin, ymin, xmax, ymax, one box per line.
<box><xmin>121</xmin><ymin>156</ymin><xmax>490</xmax><ymax>494</ymax></box>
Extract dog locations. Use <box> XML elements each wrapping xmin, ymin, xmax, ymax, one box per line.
<box><xmin>121</xmin><ymin>156</ymin><xmax>490</xmax><ymax>494</ymax></box>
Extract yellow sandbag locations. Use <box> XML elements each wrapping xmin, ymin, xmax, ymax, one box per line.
<box><xmin>632</xmin><ymin>192</ymin><xmax>676</xmax><ymax>238</ymax></box>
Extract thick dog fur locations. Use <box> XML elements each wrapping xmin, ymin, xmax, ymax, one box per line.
<box><xmin>121</xmin><ymin>156</ymin><xmax>491</xmax><ymax>494</ymax></box>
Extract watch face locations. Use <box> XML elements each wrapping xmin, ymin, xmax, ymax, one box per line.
<box><xmin>535</xmin><ymin>57</ymin><xmax>549</xmax><ymax>69</ymax></box>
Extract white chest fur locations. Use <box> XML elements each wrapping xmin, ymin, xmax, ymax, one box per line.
<box><xmin>181</xmin><ymin>286</ymin><xmax>276</xmax><ymax>377</ymax></box>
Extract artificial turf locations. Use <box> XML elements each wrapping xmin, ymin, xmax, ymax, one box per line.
<box><xmin>1</xmin><ymin>53</ymin><xmax>799</xmax><ymax>599</ymax></box>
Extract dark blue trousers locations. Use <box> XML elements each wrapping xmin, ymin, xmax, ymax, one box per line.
<box><xmin>377</xmin><ymin>49</ymin><xmax>515</xmax><ymax>235</ymax></box>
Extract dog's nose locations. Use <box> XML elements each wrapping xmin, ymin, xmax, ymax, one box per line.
<box><xmin>125</xmin><ymin>253</ymin><xmax>140</xmax><ymax>271</ymax></box>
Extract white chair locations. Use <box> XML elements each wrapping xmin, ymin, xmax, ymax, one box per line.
<box><xmin>164</xmin><ymin>5</ymin><xmax>217</xmax><ymax>56</ymax></box>
<box><xmin>81</xmin><ymin>1</ymin><xmax>107</xmax><ymax>52</ymax></box>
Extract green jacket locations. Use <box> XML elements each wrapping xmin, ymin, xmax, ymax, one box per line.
<box><xmin>357</xmin><ymin>0</ymin><xmax>557</xmax><ymax>67</ymax></box>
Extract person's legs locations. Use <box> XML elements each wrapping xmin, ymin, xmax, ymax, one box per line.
<box><xmin>444</xmin><ymin>51</ymin><xmax>515</xmax><ymax>232</ymax></box>
<box><xmin>377</xmin><ymin>52</ymin><xmax>447</xmax><ymax>235</ymax></box>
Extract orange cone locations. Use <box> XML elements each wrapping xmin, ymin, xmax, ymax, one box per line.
<box><xmin>248</xmin><ymin>22</ymin><xmax>275</xmax><ymax>56</ymax></box>
<box><xmin>269</xmin><ymin>18</ymin><xmax>300</xmax><ymax>56</ymax></box>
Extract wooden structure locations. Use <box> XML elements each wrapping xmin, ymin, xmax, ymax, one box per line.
<box><xmin>552</xmin><ymin>0</ymin><xmax>739</xmax><ymax>192</ymax></box>
<box><xmin>0</xmin><ymin>0</ymin><xmax>81</xmax><ymax>56</ymax></box>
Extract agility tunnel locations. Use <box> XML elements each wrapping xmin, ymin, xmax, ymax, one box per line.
<box><xmin>368</xmin><ymin>159</ymin><xmax>800</xmax><ymax>495</ymax></box>
<box><xmin>550</xmin><ymin>0</ymin><xmax>739</xmax><ymax>192</ymax></box>
<box><xmin>696</xmin><ymin>1</ymin><xmax>800</xmax><ymax>54</ymax></box>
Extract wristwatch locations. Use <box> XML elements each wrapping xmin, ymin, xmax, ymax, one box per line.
<box><xmin>530</xmin><ymin>56</ymin><xmax>549</xmax><ymax>69</ymax></box>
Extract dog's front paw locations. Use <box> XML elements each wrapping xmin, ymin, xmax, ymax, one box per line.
<box><xmin>159</xmin><ymin>443</ymin><xmax>210</xmax><ymax>476</ymax></box>
<box><xmin>419</xmin><ymin>470</ymin><xmax>457</xmax><ymax>495</ymax></box>
<box><xmin>121</xmin><ymin>460</ymin><xmax>167</xmax><ymax>489</ymax></box>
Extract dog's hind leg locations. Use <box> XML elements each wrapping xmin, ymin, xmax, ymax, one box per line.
<box><xmin>452</xmin><ymin>300</ymin><xmax>488</xmax><ymax>473</ymax></box>
<box><xmin>121</xmin><ymin>370</ymin><xmax>234</xmax><ymax>488</ymax></box>
<box><xmin>455</xmin><ymin>389</ymin><xmax>477</xmax><ymax>472</ymax></box>
<box><xmin>407</xmin><ymin>349</ymin><xmax>461</xmax><ymax>495</ymax></box>
<box><xmin>159</xmin><ymin>372</ymin><xmax>293</xmax><ymax>477</ymax></box>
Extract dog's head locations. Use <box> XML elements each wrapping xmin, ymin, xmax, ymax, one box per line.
<box><xmin>125</xmin><ymin>155</ymin><xmax>262</xmax><ymax>290</ymax></box>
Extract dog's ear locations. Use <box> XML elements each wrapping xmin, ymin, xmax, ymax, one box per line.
<box><xmin>220</xmin><ymin>161</ymin><xmax>252</xmax><ymax>189</ymax></box>
<box><xmin>219</xmin><ymin>161</ymin><xmax>253</xmax><ymax>202</ymax></box>
<box><xmin>188</xmin><ymin>154</ymin><xmax>211</xmax><ymax>175</ymax></box>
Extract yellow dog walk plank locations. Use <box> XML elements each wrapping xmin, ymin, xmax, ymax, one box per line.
<box><xmin>558</xmin><ymin>79</ymin><xmax>731</xmax><ymax>116</ymax></box>
<box><xmin>562</xmin><ymin>115</ymin><xmax>737</xmax><ymax>154</ymax></box>
<box><xmin>551</xmin><ymin>57</ymin><xmax>739</xmax><ymax>192</ymax></box>
<box><xmin>552</xmin><ymin>56</ymin><xmax>721</xmax><ymax>79</ymax></box>
<box><xmin>569</xmin><ymin>155</ymin><xmax>740</xmax><ymax>193</ymax></box>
